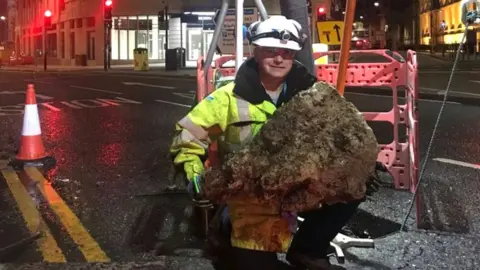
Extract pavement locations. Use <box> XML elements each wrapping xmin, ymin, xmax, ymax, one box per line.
<box><xmin>0</xmin><ymin>54</ymin><xmax>479</xmax><ymax>269</ymax></box>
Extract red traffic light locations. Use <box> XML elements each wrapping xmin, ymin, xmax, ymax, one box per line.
<box><xmin>105</xmin><ymin>0</ymin><xmax>112</xmax><ymax>6</ymax></box>
<box><xmin>317</xmin><ymin>7</ymin><xmax>325</xmax><ymax>14</ymax></box>
<box><xmin>44</xmin><ymin>10</ymin><xmax>52</xmax><ymax>17</ymax></box>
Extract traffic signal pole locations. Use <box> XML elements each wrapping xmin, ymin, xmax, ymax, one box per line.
<box><xmin>44</xmin><ymin>26</ymin><xmax>47</xmax><ymax>71</ymax></box>
<box><xmin>280</xmin><ymin>0</ymin><xmax>315</xmax><ymax>76</ymax></box>
<box><xmin>43</xmin><ymin>10</ymin><xmax>52</xmax><ymax>71</ymax></box>
<box><xmin>104</xmin><ymin>24</ymin><xmax>108</xmax><ymax>71</ymax></box>
<box><xmin>104</xmin><ymin>0</ymin><xmax>112</xmax><ymax>71</ymax></box>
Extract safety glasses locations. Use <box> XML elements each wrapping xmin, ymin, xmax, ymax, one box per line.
<box><xmin>260</xmin><ymin>47</ymin><xmax>296</xmax><ymax>58</ymax></box>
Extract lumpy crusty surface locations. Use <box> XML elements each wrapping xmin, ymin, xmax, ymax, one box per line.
<box><xmin>203</xmin><ymin>81</ymin><xmax>379</xmax><ymax>212</ymax></box>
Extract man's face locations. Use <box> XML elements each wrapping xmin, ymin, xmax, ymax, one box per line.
<box><xmin>255</xmin><ymin>46</ymin><xmax>296</xmax><ymax>79</ymax></box>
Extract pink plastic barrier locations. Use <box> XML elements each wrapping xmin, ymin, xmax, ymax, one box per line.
<box><xmin>313</xmin><ymin>49</ymin><xmax>419</xmax><ymax>191</ymax></box>
<box><xmin>197</xmin><ymin>50</ymin><xmax>419</xmax><ymax>192</ymax></box>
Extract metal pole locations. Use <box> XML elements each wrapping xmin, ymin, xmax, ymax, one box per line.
<box><xmin>335</xmin><ymin>0</ymin><xmax>356</xmax><ymax>95</ymax></box>
<box><xmin>107</xmin><ymin>27</ymin><xmax>111</xmax><ymax>69</ymax></box>
<box><xmin>252</xmin><ymin>0</ymin><xmax>268</xmax><ymax>20</ymax></box>
<box><xmin>235</xmin><ymin>0</ymin><xmax>244</xmax><ymax>71</ymax></box>
<box><xmin>104</xmin><ymin>22</ymin><xmax>107</xmax><ymax>71</ymax></box>
<box><xmin>204</xmin><ymin>0</ymin><xmax>229</xmax><ymax>73</ymax></box>
<box><xmin>44</xmin><ymin>27</ymin><xmax>47</xmax><ymax>71</ymax></box>
<box><xmin>280</xmin><ymin>0</ymin><xmax>315</xmax><ymax>75</ymax></box>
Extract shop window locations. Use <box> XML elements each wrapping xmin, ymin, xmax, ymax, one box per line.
<box><xmin>111</xmin><ymin>15</ymin><xmax>168</xmax><ymax>61</ymax></box>
<box><xmin>111</xmin><ymin>17</ymin><xmax>119</xmax><ymax>60</ymax></box>
<box><xmin>128</xmin><ymin>16</ymin><xmax>137</xmax><ymax>59</ymax></box>
<box><xmin>118</xmin><ymin>16</ymin><xmax>128</xmax><ymax>60</ymax></box>
<box><xmin>137</xmin><ymin>16</ymin><xmax>152</xmax><ymax>58</ymax></box>
<box><xmin>87</xmin><ymin>17</ymin><xmax>95</xmax><ymax>28</ymax></box>
<box><xmin>151</xmin><ymin>15</ymin><xmax>159</xmax><ymax>59</ymax></box>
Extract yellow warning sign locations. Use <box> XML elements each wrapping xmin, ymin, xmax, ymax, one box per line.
<box><xmin>316</xmin><ymin>21</ymin><xmax>345</xmax><ymax>45</ymax></box>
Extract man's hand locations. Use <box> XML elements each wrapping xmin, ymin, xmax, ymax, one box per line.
<box><xmin>184</xmin><ymin>160</ymin><xmax>205</xmax><ymax>182</ymax></box>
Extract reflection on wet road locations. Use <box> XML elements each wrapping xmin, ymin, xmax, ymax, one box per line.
<box><xmin>0</xmin><ymin>69</ymin><xmax>479</xmax><ymax>269</ymax></box>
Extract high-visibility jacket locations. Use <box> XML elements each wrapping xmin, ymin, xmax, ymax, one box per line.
<box><xmin>170</xmin><ymin>58</ymin><xmax>317</xmax><ymax>252</ymax></box>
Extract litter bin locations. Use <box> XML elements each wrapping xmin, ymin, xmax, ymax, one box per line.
<box><xmin>165</xmin><ymin>48</ymin><xmax>179</xmax><ymax>71</ymax></box>
<box><xmin>177</xmin><ymin>47</ymin><xmax>186</xmax><ymax>68</ymax></box>
<box><xmin>133</xmin><ymin>48</ymin><xmax>149</xmax><ymax>71</ymax></box>
<box><xmin>165</xmin><ymin>47</ymin><xmax>187</xmax><ymax>71</ymax></box>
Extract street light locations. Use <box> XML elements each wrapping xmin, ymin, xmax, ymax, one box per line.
<box><xmin>374</xmin><ymin>2</ymin><xmax>379</xmax><ymax>7</ymax></box>
<box><xmin>44</xmin><ymin>10</ymin><xmax>52</xmax><ymax>71</ymax></box>
<box><xmin>0</xmin><ymin>16</ymin><xmax>6</xmax><ymax>42</ymax></box>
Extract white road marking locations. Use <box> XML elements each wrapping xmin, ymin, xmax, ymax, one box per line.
<box><xmin>155</xmin><ymin>99</ymin><xmax>190</xmax><ymax>108</ymax></box>
<box><xmin>95</xmin><ymin>73</ymin><xmax>195</xmax><ymax>81</ymax></box>
<box><xmin>433</xmin><ymin>158</ymin><xmax>480</xmax><ymax>170</ymax></box>
<box><xmin>0</xmin><ymin>97</ymin><xmax>144</xmax><ymax>117</ymax></box>
<box><xmin>419</xmin><ymin>86</ymin><xmax>480</xmax><ymax>98</ymax></box>
<box><xmin>70</xmin><ymin>85</ymin><xmax>121</xmax><ymax>94</ymax></box>
<box><xmin>346</xmin><ymin>92</ymin><xmax>460</xmax><ymax>104</ymax></box>
<box><xmin>173</xmin><ymin>92</ymin><xmax>195</xmax><ymax>99</ymax></box>
<box><xmin>471</xmin><ymin>80</ymin><xmax>480</xmax><ymax>84</ymax></box>
<box><xmin>122</xmin><ymin>82</ymin><xmax>176</xmax><ymax>89</ymax></box>
<box><xmin>0</xmin><ymin>91</ymin><xmax>54</xmax><ymax>100</ymax></box>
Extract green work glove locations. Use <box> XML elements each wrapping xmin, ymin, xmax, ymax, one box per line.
<box><xmin>184</xmin><ymin>160</ymin><xmax>205</xmax><ymax>182</ymax></box>
<box><xmin>184</xmin><ymin>160</ymin><xmax>205</xmax><ymax>197</ymax></box>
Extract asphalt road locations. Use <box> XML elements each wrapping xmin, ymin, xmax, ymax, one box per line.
<box><xmin>0</xmin><ymin>66</ymin><xmax>479</xmax><ymax>269</ymax></box>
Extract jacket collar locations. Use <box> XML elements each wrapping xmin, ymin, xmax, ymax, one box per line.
<box><xmin>233</xmin><ymin>57</ymin><xmax>317</xmax><ymax>106</ymax></box>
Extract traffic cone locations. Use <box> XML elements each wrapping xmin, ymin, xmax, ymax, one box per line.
<box><xmin>15</xmin><ymin>84</ymin><xmax>47</xmax><ymax>162</ymax></box>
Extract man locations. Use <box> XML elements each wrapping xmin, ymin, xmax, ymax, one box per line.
<box><xmin>170</xmin><ymin>16</ymin><xmax>361</xmax><ymax>269</ymax></box>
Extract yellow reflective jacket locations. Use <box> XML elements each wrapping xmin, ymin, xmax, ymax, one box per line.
<box><xmin>170</xmin><ymin>58</ymin><xmax>317</xmax><ymax>252</ymax></box>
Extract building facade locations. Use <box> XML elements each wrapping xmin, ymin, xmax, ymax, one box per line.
<box><xmin>14</xmin><ymin>0</ymin><xmax>283</xmax><ymax>66</ymax></box>
<box><xmin>418</xmin><ymin>0</ymin><xmax>479</xmax><ymax>47</ymax></box>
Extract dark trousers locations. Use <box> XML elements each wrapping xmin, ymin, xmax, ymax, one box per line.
<box><xmin>287</xmin><ymin>200</ymin><xmax>362</xmax><ymax>258</ymax></box>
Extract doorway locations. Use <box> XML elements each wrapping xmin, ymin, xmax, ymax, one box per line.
<box><xmin>87</xmin><ymin>31</ymin><xmax>95</xmax><ymax>60</ymax></box>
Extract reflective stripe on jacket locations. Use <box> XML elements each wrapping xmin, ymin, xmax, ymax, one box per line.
<box><xmin>169</xmin><ymin>58</ymin><xmax>317</xmax><ymax>252</ymax></box>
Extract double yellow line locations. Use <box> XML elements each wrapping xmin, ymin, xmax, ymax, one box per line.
<box><xmin>1</xmin><ymin>165</ymin><xmax>110</xmax><ymax>262</ymax></box>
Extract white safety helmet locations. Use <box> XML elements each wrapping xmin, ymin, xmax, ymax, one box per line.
<box><xmin>247</xmin><ymin>15</ymin><xmax>305</xmax><ymax>51</ymax></box>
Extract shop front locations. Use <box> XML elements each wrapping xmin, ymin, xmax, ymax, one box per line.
<box><xmin>110</xmin><ymin>15</ymin><xmax>166</xmax><ymax>63</ymax></box>
<box><xmin>419</xmin><ymin>1</ymin><xmax>479</xmax><ymax>48</ymax></box>
<box><xmin>110</xmin><ymin>11</ymin><xmax>217</xmax><ymax>66</ymax></box>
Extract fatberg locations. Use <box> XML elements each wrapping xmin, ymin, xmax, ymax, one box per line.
<box><xmin>204</xmin><ymin>81</ymin><xmax>380</xmax><ymax>212</ymax></box>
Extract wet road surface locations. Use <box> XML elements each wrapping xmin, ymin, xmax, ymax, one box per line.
<box><xmin>0</xmin><ymin>68</ymin><xmax>479</xmax><ymax>269</ymax></box>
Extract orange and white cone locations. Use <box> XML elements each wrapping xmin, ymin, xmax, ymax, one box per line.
<box><xmin>16</xmin><ymin>84</ymin><xmax>47</xmax><ymax>161</ymax></box>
